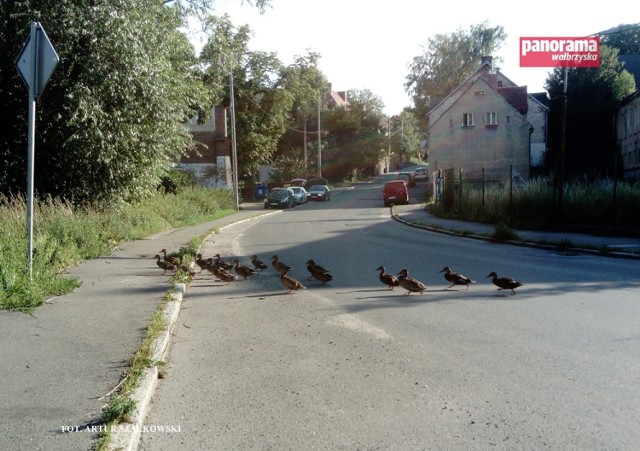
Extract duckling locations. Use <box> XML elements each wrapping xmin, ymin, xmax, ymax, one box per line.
<box><xmin>376</xmin><ymin>266</ymin><xmax>400</xmax><ymax>290</ymax></box>
<box><xmin>153</xmin><ymin>254</ymin><xmax>176</xmax><ymax>275</ymax></box>
<box><xmin>271</xmin><ymin>255</ymin><xmax>291</xmax><ymax>274</ymax></box>
<box><xmin>396</xmin><ymin>268</ymin><xmax>427</xmax><ymax>295</ymax></box>
<box><xmin>486</xmin><ymin>272</ymin><xmax>523</xmax><ymax>295</ymax></box>
<box><xmin>440</xmin><ymin>266</ymin><xmax>475</xmax><ymax>290</ymax></box>
<box><xmin>234</xmin><ymin>259</ymin><xmax>258</xmax><ymax>280</ymax></box>
<box><xmin>251</xmin><ymin>255</ymin><xmax>269</xmax><ymax>271</ymax></box>
<box><xmin>159</xmin><ymin>248</ymin><xmax>180</xmax><ymax>266</ymax></box>
<box><xmin>279</xmin><ymin>269</ymin><xmax>306</xmax><ymax>293</ymax></box>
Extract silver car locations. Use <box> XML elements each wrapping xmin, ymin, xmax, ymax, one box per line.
<box><xmin>290</xmin><ymin>186</ymin><xmax>308</xmax><ymax>205</ymax></box>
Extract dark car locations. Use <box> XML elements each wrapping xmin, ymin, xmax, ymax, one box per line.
<box><xmin>383</xmin><ymin>180</ymin><xmax>409</xmax><ymax>206</ymax></box>
<box><xmin>307</xmin><ymin>185</ymin><xmax>331</xmax><ymax>201</ymax></box>
<box><xmin>264</xmin><ymin>187</ymin><xmax>295</xmax><ymax>209</ymax></box>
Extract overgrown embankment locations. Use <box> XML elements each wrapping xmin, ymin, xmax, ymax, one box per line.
<box><xmin>0</xmin><ymin>187</ymin><xmax>234</xmax><ymax>312</ymax></box>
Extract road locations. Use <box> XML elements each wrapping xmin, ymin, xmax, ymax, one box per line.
<box><xmin>138</xmin><ymin>180</ymin><xmax>640</xmax><ymax>450</ymax></box>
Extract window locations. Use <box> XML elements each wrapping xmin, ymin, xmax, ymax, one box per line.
<box><xmin>449</xmin><ymin>118</ymin><xmax>454</xmax><ymax>129</ymax></box>
<box><xmin>486</xmin><ymin>112</ymin><xmax>497</xmax><ymax>126</ymax></box>
<box><xmin>462</xmin><ymin>113</ymin><xmax>474</xmax><ymax>127</ymax></box>
<box><xmin>505</xmin><ymin>115</ymin><xmax>512</xmax><ymax>126</ymax></box>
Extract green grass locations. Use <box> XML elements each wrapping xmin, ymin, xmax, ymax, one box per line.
<box><xmin>429</xmin><ymin>176</ymin><xmax>640</xmax><ymax>231</ymax></box>
<box><xmin>0</xmin><ymin>187</ymin><xmax>234</xmax><ymax>312</ymax></box>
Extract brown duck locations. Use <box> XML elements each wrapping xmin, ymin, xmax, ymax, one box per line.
<box><xmin>159</xmin><ymin>248</ymin><xmax>180</xmax><ymax>266</ymax></box>
<box><xmin>396</xmin><ymin>268</ymin><xmax>427</xmax><ymax>295</ymax></box>
<box><xmin>153</xmin><ymin>254</ymin><xmax>176</xmax><ymax>275</ymax></box>
<box><xmin>214</xmin><ymin>254</ymin><xmax>234</xmax><ymax>270</ymax></box>
<box><xmin>271</xmin><ymin>255</ymin><xmax>291</xmax><ymax>274</ymax></box>
<box><xmin>279</xmin><ymin>269</ymin><xmax>306</xmax><ymax>293</ymax></box>
<box><xmin>195</xmin><ymin>253</ymin><xmax>209</xmax><ymax>273</ymax></box>
<box><xmin>440</xmin><ymin>266</ymin><xmax>475</xmax><ymax>290</ymax></box>
<box><xmin>251</xmin><ymin>255</ymin><xmax>269</xmax><ymax>271</ymax></box>
<box><xmin>234</xmin><ymin>259</ymin><xmax>258</xmax><ymax>280</ymax></box>
<box><xmin>306</xmin><ymin>259</ymin><xmax>333</xmax><ymax>285</ymax></box>
<box><xmin>487</xmin><ymin>272</ymin><xmax>523</xmax><ymax>295</ymax></box>
<box><xmin>376</xmin><ymin>266</ymin><xmax>400</xmax><ymax>290</ymax></box>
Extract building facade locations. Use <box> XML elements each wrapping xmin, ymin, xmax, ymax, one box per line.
<box><xmin>426</xmin><ymin>57</ymin><xmax>548</xmax><ymax>182</ymax></box>
<box><xmin>617</xmin><ymin>89</ymin><xmax>640</xmax><ymax>182</ymax></box>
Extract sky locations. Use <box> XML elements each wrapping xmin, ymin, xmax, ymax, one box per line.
<box><xmin>189</xmin><ymin>0</ymin><xmax>636</xmax><ymax>116</ymax></box>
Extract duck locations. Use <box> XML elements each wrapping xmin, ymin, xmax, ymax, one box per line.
<box><xmin>486</xmin><ymin>272</ymin><xmax>523</xmax><ymax>295</ymax></box>
<box><xmin>234</xmin><ymin>259</ymin><xmax>258</xmax><ymax>280</ymax></box>
<box><xmin>305</xmin><ymin>259</ymin><xmax>330</xmax><ymax>275</ymax></box>
<box><xmin>305</xmin><ymin>259</ymin><xmax>333</xmax><ymax>284</ymax></box>
<box><xmin>376</xmin><ymin>266</ymin><xmax>400</xmax><ymax>290</ymax></box>
<box><xmin>177</xmin><ymin>256</ymin><xmax>197</xmax><ymax>277</ymax></box>
<box><xmin>279</xmin><ymin>269</ymin><xmax>306</xmax><ymax>293</ymax></box>
<box><xmin>396</xmin><ymin>268</ymin><xmax>427</xmax><ymax>295</ymax></box>
<box><xmin>204</xmin><ymin>260</ymin><xmax>235</xmax><ymax>284</ymax></box>
<box><xmin>251</xmin><ymin>255</ymin><xmax>269</xmax><ymax>271</ymax></box>
<box><xmin>159</xmin><ymin>248</ymin><xmax>180</xmax><ymax>266</ymax></box>
<box><xmin>271</xmin><ymin>255</ymin><xmax>291</xmax><ymax>274</ymax></box>
<box><xmin>214</xmin><ymin>254</ymin><xmax>234</xmax><ymax>270</ymax></box>
<box><xmin>440</xmin><ymin>266</ymin><xmax>475</xmax><ymax>290</ymax></box>
<box><xmin>153</xmin><ymin>254</ymin><xmax>176</xmax><ymax>275</ymax></box>
<box><xmin>195</xmin><ymin>253</ymin><xmax>209</xmax><ymax>273</ymax></box>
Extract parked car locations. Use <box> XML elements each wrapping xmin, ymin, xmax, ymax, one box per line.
<box><xmin>264</xmin><ymin>187</ymin><xmax>295</xmax><ymax>209</ymax></box>
<box><xmin>397</xmin><ymin>172</ymin><xmax>416</xmax><ymax>187</ymax></box>
<box><xmin>290</xmin><ymin>178</ymin><xmax>307</xmax><ymax>187</ymax></box>
<box><xmin>383</xmin><ymin>180</ymin><xmax>409</xmax><ymax>206</ymax></box>
<box><xmin>413</xmin><ymin>166</ymin><xmax>428</xmax><ymax>182</ymax></box>
<box><xmin>290</xmin><ymin>186</ymin><xmax>308</xmax><ymax>205</ymax></box>
<box><xmin>307</xmin><ymin>184</ymin><xmax>331</xmax><ymax>201</ymax></box>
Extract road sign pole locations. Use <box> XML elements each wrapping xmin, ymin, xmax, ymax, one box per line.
<box><xmin>26</xmin><ymin>21</ymin><xmax>38</xmax><ymax>281</ymax></box>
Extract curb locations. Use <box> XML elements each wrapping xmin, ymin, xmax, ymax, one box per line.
<box><xmin>106</xmin><ymin>208</ymin><xmax>276</xmax><ymax>451</ymax></box>
<box><xmin>391</xmin><ymin>206</ymin><xmax>640</xmax><ymax>261</ymax></box>
<box><xmin>107</xmin><ymin>284</ymin><xmax>186</xmax><ymax>451</ymax></box>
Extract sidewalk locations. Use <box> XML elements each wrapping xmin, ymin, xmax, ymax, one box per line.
<box><xmin>2</xmin><ymin>195</ymin><xmax>638</xmax><ymax>451</ymax></box>
<box><xmin>0</xmin><ymin>203</ymin><xmax>271</xmax><ymax>451</ymax></box>
<box><xmin>392</xmin><ymin>202</ymin><xmax>640</xmax><ymax>259</ymax></box>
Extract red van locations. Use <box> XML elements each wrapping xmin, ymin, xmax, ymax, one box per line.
<box><xmin>383</xmin><ymin>180</ymin><xmax>409</xmax><ymax>207</ymax></box>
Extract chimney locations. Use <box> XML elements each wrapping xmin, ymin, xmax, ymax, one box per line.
<box><xmin>480</xmin><ymin>56</ymin><xmax>493</xmax><ymax>69</ymax></box>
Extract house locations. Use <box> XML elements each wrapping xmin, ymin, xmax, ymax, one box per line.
<box><xmin>617</xmin><ymin>89</ymin><xmax>640</xmax><ymax>182</ymax></box>
<box><xmin>178</xmin><ymin>104</ymin><xmax>232</xmax><ymax>187</ymax></box>
<box><xmin>426</xmin><ymin>56</ymin><xmax>548</xmax><ymax>182</ymax></box>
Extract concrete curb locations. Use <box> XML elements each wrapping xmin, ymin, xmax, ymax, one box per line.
<box><xmin>106</xmin><ymin>208</ymin><xmax>277</xmax><ymax>451</ymax></box>
<box><xmin>107</xmin><ymin>283</ymin><xmax>185</xmax><ymax>451</ymax></box>
<box><xmin>391</xmin><ymin>206</ymin><xmax>640</xmax><ymax>261</ymax></box>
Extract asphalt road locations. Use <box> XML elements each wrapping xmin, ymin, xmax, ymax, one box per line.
<box><xmin>138</xmin><ymin>181</ymin><xmax>640</xmax><ymax>450</ymax></box>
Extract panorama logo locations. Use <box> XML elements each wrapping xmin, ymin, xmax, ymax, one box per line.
<box><xmin>520</xmin><ymin>36</ymin><xmax>600</xmax><ymax>68</ymax></box>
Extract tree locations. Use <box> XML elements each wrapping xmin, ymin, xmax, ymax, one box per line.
<box><xmin>390</xmin><ymin>110</ymin><xmax>422</xmax><ymax>165</ymax></box>
<box><xmin>275</xmin><ymin>52</ymin><xmax>329</xmax><ymax>175</ymax></box>
<box><xmin>321</xmin><ymin>89</ymin><xmax>386</xmax><ymax>181</ymax></box>
<box><xmin>405</xmin><ymin>22</ymin><xmax>507</xmax><ymax>126</ymax></box>
<box><xmin>600</xmin><ymin>23</ymin><xmax>640</xmax><ymax>54</ymax></box>
<box><xmin>1</xmin><ymin>0</ymin><xmax>212</xmax><ymax>203</ymax></box>
<box><xmin>545</xmin><ymin>45</ymin><xmax>636</xmax><ymax>180</ymax></box>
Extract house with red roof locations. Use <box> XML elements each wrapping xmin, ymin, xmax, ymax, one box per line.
<box><xmin>426</xmin><ymin>56</ymin><xmax>548</xmax><ymax>182</ymax></box>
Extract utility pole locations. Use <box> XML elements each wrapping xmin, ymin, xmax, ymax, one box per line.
<box><xmin>317</xmin><ymin>98</ymin><xmax>322</xmax><ymax>177</ymax></box>
<box><xmin>229</xmin><ymin>63</ymin><xmax>239</xmax><ymax>211</ymax></box>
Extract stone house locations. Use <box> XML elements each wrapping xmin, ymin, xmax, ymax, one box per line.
<box><xmin>426</xmin><ymin>56</ymin><xmax>548</xmax><ymax>182</ymax></box>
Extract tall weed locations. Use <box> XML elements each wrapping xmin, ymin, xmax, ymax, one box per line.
<box><xmin>0</xmin><ymin>187</ymin><xmax>234</xmax><ymax>312</ymax></box>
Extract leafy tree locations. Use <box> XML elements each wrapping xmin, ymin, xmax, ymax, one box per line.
<box><xmin>1</xmin><ymin>0</ymin><xmax>212</xmax><ymax>203</ymax></box>
<box><xmin>276</xmin><ymin>53</ymin><xmax>329</xmax><ymax>175</ymax></box>
<box><xmin>600</xmin><ymin>23</ymin><xmax>640</xmax><ymax>54</ymax></box>
<box><xmin>390</xmin><ymin>110</ymin><xmax>422</xmax><ymax>165</ymax></box>
<box><xmin>405</xmin><ymin>22</ymin><xmax>507</xmax><ymax>126</ymax></box>
<box><xmin>321</xmin><ymin>89</ymin><xmax>386</xmax><ymax>181</ymax></box>
<box><xmin>545</xmin><ymin>45</ymin><xmax>636</xmax><ymax>180</ymax></box>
